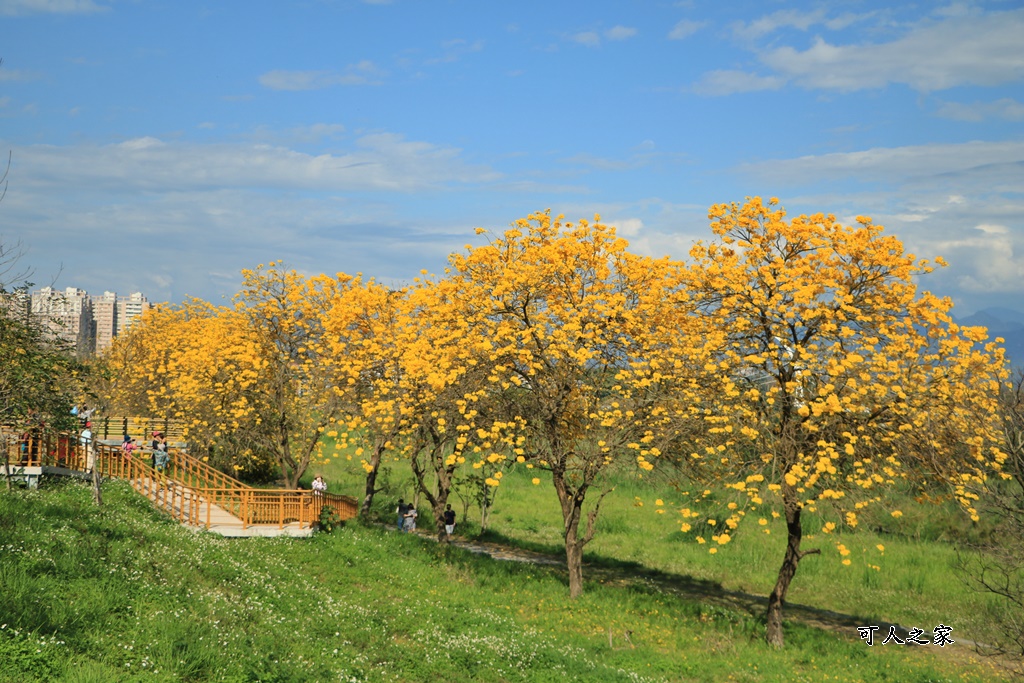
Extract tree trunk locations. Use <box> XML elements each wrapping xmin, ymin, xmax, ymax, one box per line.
<box><xmin>552</xmin><ymin>467</ymin><xmax>588</xmax><ymax>599</ymax></box>
<box><xmin>565</xmin><ymin>522</ymin><xmax>585</xmax><ymax>599</ymax></box>
<box><xmin>765</xmin><ymin>498</ymin><xmax>819</xmax><ymax>648</ymax></box>
<box><xmin>408</xmin><ymin>441</ymin><xmax>454</xmax><ymax>542</ymax></box>
<box><xmin>427</xmin><ymin>471</ymin><xmax>454</xmax><ymax>543</ymax></box>
<box><xmin>359</xmin><ymin>439</ymin><xmax>386</xmax><ymax>517</ymax></box>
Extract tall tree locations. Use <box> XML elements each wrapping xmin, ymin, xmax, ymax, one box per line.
<box><xmin>99</xmin><ymin>299</ymin><xmax>279</xmax><ymax>480</ymax></box>
<box><xmin>322</xmin><ymin>280</ymin><xmax>411</xmax><ymax>515</ymax></box>
<box><xmin>442</xmin><ymin>211</ymin><xmax>687</xmax><ymax>597</ymax></box>
<box><xmin>103</xmin><ymin>265</ymin><xmax>366</xmax><ymax>487</ymax></box>
<box><xmin>675</xmin><ymin>197</ymin><xmax>1009</xmax><ymax>647</ymax></box>
<box><xmin>1</xmin><ymin>242</ymin><xmax>83</xmax><ymax>486</ymax></box>
<box><xmin>400</xmin><ymin>276</ymin><xmax>516</xmax><ymax>540</ymax></box>
<box><xmin>230</xmin><ymin>263</ymin><xmax>358</xmax><ymax>488</ymax></box>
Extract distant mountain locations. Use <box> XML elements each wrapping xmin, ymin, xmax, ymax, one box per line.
<box><xmin>956</xmin><ymin>308</ymin><xmax>1024</xmax><ymax>370</ymax></box>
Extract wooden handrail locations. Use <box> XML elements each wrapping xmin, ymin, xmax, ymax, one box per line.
<box><xmin>90</xmin><ymin>416</ymin><xmax>188</xmax><ymax>444</ymax></box>
<box><xmin>2</xmin><ymin>428</ymin><xmax>358</xmax><ymax>533</ymax></box>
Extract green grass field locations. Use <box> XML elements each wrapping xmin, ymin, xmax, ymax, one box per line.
<box><xmin>5</xmin><ymin>445</ymin><xmax>1001</xmax><ymax>681</ymax></box>
<box><xmin>2</xmin><ymin>476</ymin><xmax>1014</xmax><ymax>682</ymax></box>
<box><xmin>310</xmin><ymin>450</ymin><xmax>1009</xmax><ymax>646</ymax></box>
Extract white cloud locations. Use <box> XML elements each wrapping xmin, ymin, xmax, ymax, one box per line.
<box><xmin>739</xmin><ymin>140</ymin><xmax>1024</xmax><ymax>186</ymax></box>
<box><xmin>733</xmin><ymin>140</ymin><xmax>1024</xmax><ymax>311</ymax></box>
<box><xmin>732</xmin><ymin>8</ymin><xmax>828</xmax><ymax>41</ymax></box>
<box><xmin>287</xmin><ymin>123</ymin><xmax>346</xmax><ymax>143</ymax></box>
<box><xmin>0</xmin><ymin>0</ymin><xmax>107</xmax><ymax>15</ymax></box>
<box><xmin>692</xmin><ymin>70</ymin><xmax>784</xmax><ymax>96</ymax></box>
<box><xmin>0</xmin><ymin>68</ymin><xmax>40</xmax><ymax>82</ymax></box>
<box><xmin>933</xmin><ymin>230</ymin><xmax>1024</xmax><ymax>294</ymax></box>
<box><xmin>570</xmin><ymin>26</ymin><xmax>637</xmax><ymax>47</ymax></box>
<box><xmin>934</xmin><ymin>2</ymin><xmax>976</xmax><ymax>19</ymax></box>
<box><xmin>7</xmin><ymin>133</ymin><xmax>500</xmax><ymax>198</ymax></box>
<box><xmin>609</xmin><ymin>217</ymin><xmax>643</xmax><ymax>237</ymax></box>
<box><xmin>605</xmin><ymin>25</ymin><xmax>637</xmax><ymax>41</ymax></box>
<box><xmin>259</xmin><ymin>62</ymin><xmax>384</xmax><ymax>90</ymax></box>
<box><xmin>937</xmin><ymin>98</ymin><xmax>1024</xmax><ymax>122</ymax></box>
<box><xmin>668</xmin><ymin>19</ymin><xmax>704</xmax><ymax>40</ymax></box>
<box><xmin>572</xmin><ymin>31</ymin><xmax>601</xmax><ymax>47</ymax></box>
<box><xmin>428</xmin><ymin>39</ymin><xmax>485</xmax><ymax>65</ymax></box>
<box><xmin>760</xmin><ymin>9</ymin><xmax>1024</xmax><ymax>92</ymax></box>
<box><xmin>975</xmin><ymin>224</ymin><xmax>1009</xmax><ymax>235</ymax></box>
<box><xmin>1</xmin><ymin>132</ymin><xmax>509</xmax><ymax>303</ymax></box>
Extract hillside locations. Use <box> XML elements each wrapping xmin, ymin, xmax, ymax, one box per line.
<box><xmin>0</xmin><ymin>478</ymin><xmax>1013</xmax><ymax>682</ymax></box>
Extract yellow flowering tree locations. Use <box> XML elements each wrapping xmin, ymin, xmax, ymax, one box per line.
<box><xmin>444</xmin><ymin>211</ymin><xmax>689</xmax><ymax>597</ymax></box>
<box><xmin>105</xmin><ymin>264</ymin><xmax>369</xmax><ymax>488</ymax></box>
<box><xmin>400</xmin><ymin>275</ymin><xmax>524</xmax><ymax>540</ymax></box>
<box><xmin>322</xmin><ymin>279</ymin><xmax>414</xmax><ymax>515</ymax></box>
<box><xmin>101</xmin><ymin>299</ymin><xmax>279</xmax><ymax>480</ymax></box>
<box><xmin>675</xmin><ymin>197</ymin><xmax>1009</xmax><ymax>647</ymax></box>
<box><xmin>234</xmin><ymin>263</ymin><xmax>359</xmax><ymax>488</ymax></box>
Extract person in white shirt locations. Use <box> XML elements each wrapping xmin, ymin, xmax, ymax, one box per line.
<box><xmin>312</xmin><ymin>475</ymin><xmax>327</xmax><ymax>495</ymax></box>
<box><xmin>80</xmin><ymin>422</ymin><xmax>94</xmax><ymax>472</ymax></box>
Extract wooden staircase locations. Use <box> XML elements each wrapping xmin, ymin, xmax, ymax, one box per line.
<box><xmin>2</xmin><ymin>429</ymin><xmax>358</xmax><ymax>537</ymax></box>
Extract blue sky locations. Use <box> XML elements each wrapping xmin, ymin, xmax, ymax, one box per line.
<box><xmin>1</xmin><ymin>0</ymin><xmax>1022</xmax><ymax>315</ymax></box>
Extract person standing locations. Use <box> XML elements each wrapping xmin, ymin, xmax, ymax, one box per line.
<box><xmin>404</xmin><ymin>505</ymin><xmax>418</xmax><ymax>533</ymax></box>
<box><xmin>312</xmin><ymin>474</ymin><xmax>327</xmax><ymax>496</ymax></box>
<box><xmin>443</xmin><ymin>504</ymin><xmax>456</xmax><ymax>541</ymax></box>
<box><xmin>81</xmin><ymin>422</ymin><xmax>94</xmax><ymax>473</ymax></box>
<box><xmin>396</xmin><ymin>499</ymin><xmax>408</xmax><ymax>531</ymax></box>
<box><xmin>152</xmin><ymin>431</ymin><xmax>169</xmax><ymax>473</ymax></box>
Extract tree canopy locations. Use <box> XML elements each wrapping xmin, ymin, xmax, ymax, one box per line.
<box><xmin>672</xmin><ymin>197</ymin><xmax>1009</xmax><ymax>646</ymax></box>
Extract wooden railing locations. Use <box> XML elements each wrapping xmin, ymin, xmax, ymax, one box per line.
<box><xmin>1</xmin><ymin>428</ymin><xmax>87</xmax><ymax>470</ymax></box>
<box><xmin>2</xmin><ymin>428</ymin><xmax>358</xmax><ymax>533</ymax></box>
<box><xmin>163</xmin><ymin>448</ymin><xmax>244</xmax><ymax>491</ymax></box>
<box><xmin>89</xmin><ymin>416</ymin><xmax>188</xmax><ymax>444</ymax></box>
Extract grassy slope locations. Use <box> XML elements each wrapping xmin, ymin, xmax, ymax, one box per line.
<box><xmin>1</xmin><ymin>478</ymin><xmax>1008</xmax><ymax>682</ymax></box>
<box><xmin>314</xmin><ymin>452</ymin><xmax>1007</xmax><ymax>641</ymax></box>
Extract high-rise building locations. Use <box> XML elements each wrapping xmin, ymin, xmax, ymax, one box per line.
<box><xmin>117</xmin><ymin>291</ymin><xmax>151</xmax><ymax>335</ymax></box>
<box><xmin>92</xmin><ymin>291</ymin><xmax>118</xmax><ymax>354</ymax></box>
<box><xmin>30</xmin><ymin>286</ymin><xmax>94</xmax><ymax>356</ymax></box>
<box><xmin>21</xmin><ymin>286</ymin><xmax>151</xmax><ymax>356</ymax></box>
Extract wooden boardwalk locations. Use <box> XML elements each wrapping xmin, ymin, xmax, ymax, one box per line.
<box><xmin>3</xmin><ymin>428</ymin><xmax>358</xmax><ymax>538</ymax></box>
<box><xmin>128</xmin><ymin>473</ymin><xmax>317</xmax><ymax>538</ymax></box>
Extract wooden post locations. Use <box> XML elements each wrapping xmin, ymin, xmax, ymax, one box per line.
<box><xmin>92</xmin><ymin>458</ymin><xmax>102</xmax><ymax>507</ymax></box>
<box><xmin>3</xmin><ymin>435</ymin><xmax>11</xmax><ymax>492</ymax></box>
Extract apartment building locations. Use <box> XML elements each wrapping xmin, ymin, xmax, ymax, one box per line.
<box><xmin>30</xmin><ymin>286</ymin><xmax>94</xmax><ymax>356</ymax></box>
<box><xmin>22</xmin><ymin>287</ymin><xmax>152</xmax><ymax>356</ymax></box>
<box><xmin>116</xmin><ymin>291</ymin><xmax>151</xmax><ymax>335</ymax></box>
<box><xmin>92</xmin><ymin>291</ymin><xmax>118</xmax><ymax>354</ymax></box>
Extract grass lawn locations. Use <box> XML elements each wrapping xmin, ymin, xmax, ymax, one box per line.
<box><xmin>1</xmin><ymin>478</ymin><xmax>1013</xmax><ymax>681</ymax></box>
<box><xmin>310</xmin><ymin>449</ymin><xmax>1015</xmax><ymax>662</ymax></box>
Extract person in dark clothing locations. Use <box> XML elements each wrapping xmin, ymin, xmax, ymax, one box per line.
<box><xmin>396</xmin><ymin>499</ymin><xmax>408</xmax><ymax>531</ymax></box>
<box><xmin>443</xmin><ymin>504</ymin><xmax>456</xmax><ymax>542</ymax></box>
